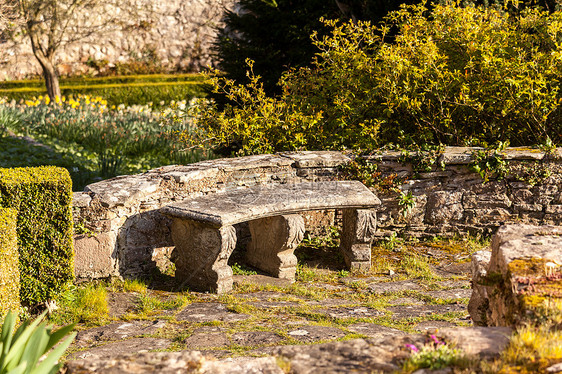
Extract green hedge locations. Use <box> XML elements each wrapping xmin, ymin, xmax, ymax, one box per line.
<box><xmin>0</xmin><ymin>208</ymin><xmax>19</xmax><ymax>315</ymax></box>
<box><xmin>0</xmin><ymin>167</ymin><xmax>74</xmax><ymax>305</ymax></box>
<box><xmin>0</xmin><ymin>74</ymin><xmax>207</xmax><ymax>107</ymax></box>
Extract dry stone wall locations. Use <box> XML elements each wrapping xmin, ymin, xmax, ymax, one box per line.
<box><xmin>0</xmin><ymin>0</ymin><xmax>235</xmax><ymax>80</ymax></box>
<box><xmin>72</xmin><ymin>147</ymin><xmax>562</xmax><ymax>280</ymax></box>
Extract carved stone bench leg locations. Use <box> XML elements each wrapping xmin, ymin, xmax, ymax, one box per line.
<box><xmin>170</xmin><ymin>219</ymin><xmax>236</xmax><ymax>294</ymax></box>
<box><xmin>340</xmin><ymin>209</ymin><xmax>377</xmax><ymax>272</ymax></box>
<box><xmin>246</xmin><ymin>214</ymin><xmax>305</xmax><ymax>280</ymax></box>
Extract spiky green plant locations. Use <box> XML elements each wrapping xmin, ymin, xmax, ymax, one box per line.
<box><xmin>0</xmin><ymin>311</ymin><xmax>76</xmax><ymax>374</ymax></box>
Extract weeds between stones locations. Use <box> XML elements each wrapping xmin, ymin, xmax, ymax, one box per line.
<box><xmin>49</xmin><ymin>236</ymin><xmax>485</xmax><ymax>366</ymax></box>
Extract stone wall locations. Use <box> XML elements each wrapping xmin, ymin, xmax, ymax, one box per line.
<box><xmin>72</xmin><ymin>147</ymin><xmax>562</xmax><ymax>280</ymax></box>
<box><xmin>0</xmin><ymin>0</ymin><xmax>235</xmax><ymax>80</ymax></box>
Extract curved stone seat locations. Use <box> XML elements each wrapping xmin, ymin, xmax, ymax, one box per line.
<box><xmin>162</xmin><ymin>181</ymin><xmax>381</xmax><ymax>294</ymax></box>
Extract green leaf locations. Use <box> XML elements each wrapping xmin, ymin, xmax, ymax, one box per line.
<box><xmin>45</xmin><ymin>324</ymin><xmax>75</xmax><ymax>352</ymax></box>
<box><xmin>29</xmin><ymin>332</ymin><xmax>76</xmax><ymax>374</ymax></box>
<box><xmin>18</xmin><ymin>325</ymin><xmax>49</xmax><ymax>372</ymax></box>
<box><xmin>3</xmin><ymin>312</ymin><xmax>47</xmax><ymax>372</ymax></box>
<box><xmin>5</xmin><ymin>362</ymin><xmax>27</xmax><ymax>374</ymax></box>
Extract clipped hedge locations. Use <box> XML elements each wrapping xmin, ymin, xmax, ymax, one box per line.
<box><xmin>0</xmin><ymin>208</ymin><xmax>19</xmax><ymax>315</ymax></box>
<box><xmin>0</xmin><ymin>167</ymin><xmax>74</xmax><ymax>305</ymax></box>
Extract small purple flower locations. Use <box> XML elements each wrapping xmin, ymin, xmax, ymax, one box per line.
<box><xmin>405</xmin><ymin>344</ymin><xmax>419</xmax><ymax>352</ymax></box>
<box><xmin>430</xmin><ymin>334</ymin><xmax>444</xmax><ymax>345</ymax></box>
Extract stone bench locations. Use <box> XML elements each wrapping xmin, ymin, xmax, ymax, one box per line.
<box><xmin>161</xmin><ymin>181</ymin><xmax>381</xmax><ymax>293</ymax></box>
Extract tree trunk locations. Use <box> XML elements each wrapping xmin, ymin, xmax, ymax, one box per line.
<box><xmin>27</xmin><ymin>29</ymin><xmax>62</xmax><ymax>100</ymax></box>
<box><xmin>36</xmin><ymin>56</ymin><xmax>61</xmax><ymax>100</ymax></box>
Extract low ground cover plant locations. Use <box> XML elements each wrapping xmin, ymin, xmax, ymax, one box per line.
<box><xmin>0</xmin><ymin>96</ymin><xmax>212</xmax><ymax>189</ymax></box>
<box><xmin>181</xmin><ymin>2</ymin><xmax>562</xmax><ymax>156</ymax></box>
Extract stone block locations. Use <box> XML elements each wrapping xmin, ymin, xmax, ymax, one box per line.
<box><xmin>486</xmin><ymin>224</ymin><xmax>562</xmax><ymax>326</ymax></box>
<box><xmin>425</xmin><ymin>191</ymin><xmax>463</xmax><ymax>224</ymax></box>
<box><xmin>468</xmin><ymin>250</ymin><xmax>492</xmax><ymax>326</ymax></box>
<box><xmin>74</xmin><ymin>232</ymin><xmax>118</xmax><ymax>279</ymax></box>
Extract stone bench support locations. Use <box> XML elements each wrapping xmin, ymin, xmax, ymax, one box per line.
<box><xmin>170</xmin><ymin>220</ymin><xmax>237</xmax><ymax>294</ymax></box>
<box><xmin>246</xmin><ymin>214</ymin><xmax>305</xmax><ymax>281</ymax></box>
<box><xmin>163</xmin><ymin>181</ymin><xmax>381</xmax><ymax>293</ymax></box>
<box><xmin>340</xmin><ymin>209</ymin><xmax>378</xmax><ymax>272</ymax></box>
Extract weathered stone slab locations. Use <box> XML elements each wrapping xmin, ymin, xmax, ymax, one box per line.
<box><xmin>346</xmin><ymin>323</ymin><xmax>406</xmax><ymax>340</ymax></box>
<box><xmin>65</xmin><ymin>352</ymin><xmax>284</xmax><ymax>374</ymax></box>
<box><xmin>69</xmin><ymin>338</ymin><xmax>171</xmax><ymax>360</ymax></box>
<box><xmin>162</xmin><ymin>181</ymin><xmax>380</xmax><ymax>227</ymax></box>
<box><xmin>468</xmin><ymin>250</ymin><xmax>492</xmax><ymax>326</ymax></box>
<box><xmin>107</xmin><ymin>292</ymin><xmax>137</xmax><ymax>318</ymax></box>
<box><xmin>315</xmin><ymin>306</ymin><xmax>384</xmax><ymax>319</ymax></box>
<box><xmin>274</xmin><ymin>337</ymin><xmax>423</xmax><ymax>373</ymax></box>
<box><xmin>204</xmin><ymin>357</ymin><xmax>284</xmax><ymax>374</ymax></box>
<box><xmin>86</xmin><ymin>175</ymin><xmax>161</xmax><ymax>208</ymax></box>
<box><xmin>414</xmin><ymin>321</ymin><xmax>458</xmax><ymax>332</ymax></box>
<box><xmin>74</xmin><ymin>233</ymin><xmax>117</xmax><ymax>279</ymax></box>
<box><xmin>388</xmin><ymin>304</ymin><xmax>466</xmax><ymax>319</ymax></box>
<box><xmin>176</xmin><ymin>303</ymin><xmax>249</xmax><ymax>323</ymax></box>
<box><xmin>367</xmin><ymin>280</ymin><xmax>423</xmax><ymax>294</ymax></box>
<box><xmin>65</xmin><ymin>351</ymin><xmax>206</xmax><ymax>374</ymax></box>
<box><xmin>184</xmin><ymin>332</ymin><xmax>230</xmax><ymax>350</ymax></box>
<box><xmin>73</xmin><ymin>191</ymin><xmax>92</xmax><ymax>207</ymax></box>
<box><xmin>75</xmin><ymin>320</ymin><xmax>167</xmax><ymax>348</ymax></box>
<box><xmin>439</xmin><ymin>147</ymin><xmax>477</xmax><ymax>165</ymax></box>
<box><xmin>287</xmin><ymin>325</ymin><xmax>346</xmax><ymax>342</ymax></box>
<box><xmin>484</xmin><ymin>224</ymin><xmax>562</xmax><ymax>326</ymax></box>
<box><xmin>231</xmin><ymin>331</ymin><xmax>283</xmax><ymax>347</ymax></box>
<box><xmin>437</xmin><ymin>327</ymin><xmax>512</xmax><ymax>358</ymax></box>
<box><xmin>233</xmin><ymin>275</ymin><xmax>293</xmax><ymax>288</ymax></box>
<box><xmin>422</xmin><ymin>288</ymin><xmax>472</xmax><ymax>301</ymax></box>
<box><xmin>279</xmin><ymin>151</ymin><xmax>351</xmax><ymax>168</ymax></box>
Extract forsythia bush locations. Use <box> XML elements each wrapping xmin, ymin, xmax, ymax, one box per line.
<box><xmin>183</xmin><ymin>1</ymin><xmax>562</xmax><ymax>155</ymax></box>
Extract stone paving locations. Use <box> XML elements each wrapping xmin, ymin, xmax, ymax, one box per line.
<box><xmin>64</xmin><ymin>239</ymin><xmax>512</xmax><ymax>373</ymax></box>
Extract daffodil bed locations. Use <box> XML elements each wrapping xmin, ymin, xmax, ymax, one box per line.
<box><xmin>0</xmin><ymin>73</ymin><xmax>206</xmax><ymax>108</ymax></box>
<box><xmin>0</xmin><ymin>95</ymin><xmax>212</xmax><ymax>191</ymax></box>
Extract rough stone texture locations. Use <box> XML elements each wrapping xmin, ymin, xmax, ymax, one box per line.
<box><xmin>171</xmin><ymin>220</ymin><xmax>236</xmax><ymax>293</ymax></box>
<box><xmin>176</xmin><ymin>302</ymin><xmax>248</xmax><ymax>323</ymax></box>
<box><xmin>246</xmin><ymin>214</ymin><xmax>304</xmax><ymax>280</ymax></box>
<box><xmin>74</xmin><ymin>233</ymin><xmax>116</xmax><ymax>279</ymax></box>
<box><xmin>75</xmin><ymin>320</ymin><xmax>166</xmax><ymax>348</ymax></box>
<box><xmin>437</xmin><ymin>327</ymin><xmax>512</xmax><ymax>358</ymax></box>
<box><xmin>388</xmin><ymin>304</ymin><xmax>466</xmax><ymax>319</ymax></box>
<box><xmin>0</xmin><ymin>0</ymin><xmax>236</xmax><ymax>79</ymax></box>
<box><xmin>69</xmin><ymin>338</ymin><xmax>171</xmax><ymax>360</ymax></box>
<box><xmin>340</xmin><ymin>209</ymin><xmax>377</xmax><ymax>272</ymax></box>
<box><xmin>184</xmin><ymin>332</ymin><xmax>229</xmax><ymax>350</ymax></box>
<box><xmin>479</xmin><ymin>224</ymin><xmax>562</xmax><ymax>326</ymax></box>
<box><xmin>287</xmin><ymin>325</ymin><xmax>346</xmax><ymax>342</ymax></box>
<box><xmin>274</xmin><ymin>337</ymin><xmax>423</xmax><ymax>373</ymax></box>
<box><xmin>468</xmin><ymin>250</ymin><xmax>492</xmax><ymax>326</ymax></box>
<box><xmin>231</xmin><ymin>331</ymin><xmax>283</xmax><ymax>347</ymax></box>
<box><xmin>73</xmin><ymin>148</ymin><xmax>562</xmax><ymax>280</ymax></box>
<box><xmin>367</xmin><ymin>280</ymin><xmax>423</xmax><ymax>294</ymax></box>
<box><xmin>316</xmin><ymin>306</ymin><xmax>385</xmax><ymax>320</ymax></box>
<box><xmin>346</xmin><ymin>323</ymin><xmax>406</xmax><ymax>340</ymax></box>
<box><xmin>162</xmin><ymin>181</ymin><xmax>381</xmax><ymax>226</ymax></box>
<box><xmin>65</xmin><ymin>352</ymin><xmax>284</xmax><ymax>374</ymax></box>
